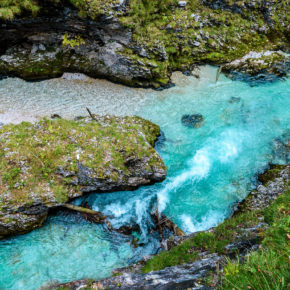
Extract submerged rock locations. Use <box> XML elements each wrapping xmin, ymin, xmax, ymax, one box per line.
<box><xmin>154</xmin><ymin>129</ymin><xmax>166</xmax><ymax>151</ymax></box>
<box><xmin>181</xmin><ymin>114</ymin><xmax>205</xmax><ymax>128</ymax></box>
<box><xmin>229</xmin><ymin>96</ymin><xmax>241</xmax><ymax>103</ymax></box>
<box><xmin>0</xmin><ymin>115</ymin><xmax>166</xmax><ymax>238</ymax></box>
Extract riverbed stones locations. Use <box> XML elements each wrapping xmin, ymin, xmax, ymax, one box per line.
<box><xmin>229</xmin><ymin>96</ymin><xmax>241</xmax><ymax>103</ymax></box>
<box><xmin>236</xmin><ymin>164</ymin><xmax>289</xmax><ymax>213</ymax></box>
<box><xmin>181</xmin><ymin>114</ymin><xmax>204</xmax><ymax>128</ymax></box>
<box><xmin>0</xmin><ymin>116</ymin><xmax>166</xmax><ymax>238</ymax></box>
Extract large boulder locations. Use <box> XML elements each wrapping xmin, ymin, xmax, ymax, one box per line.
<box><xmin>0</xmin><ymin>116</ymin><xmax>167</xmax><ymax>238</ymax></box>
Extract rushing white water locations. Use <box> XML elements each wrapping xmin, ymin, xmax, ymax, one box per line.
<box><xmin>0</xmin><ymin>66</ymin><xmax>289</xmax><ymax>289</ymax></box>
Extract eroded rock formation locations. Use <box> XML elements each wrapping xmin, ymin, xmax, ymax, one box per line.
<box><xmin>0</xmin><ymin>0</ymin><xmax>289</xmax><ymax>87</ymax></box>
<box><xmin>0</xmin><ymin>115</ymin><xmax>166</xmax><ymax>238</ymax></box>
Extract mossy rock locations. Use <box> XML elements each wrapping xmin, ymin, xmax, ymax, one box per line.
<box><xmin>0</xmin><ymin>0</ymin><xmax>289</xmax><ymax>87</ymax></box>
<box><xmin>236</xmin><ymin>164</ymin><xmax>289</xmax><ymax>214</ymax></box>
<box><xmin>0</xmin><ymin>115</ymin><xmax>166</xmax><ymax>238</ymax></box>
<box><xmin>258</xmin><ymin>164</ymin><xmax>287</xmax><ymax>185</ymax></box>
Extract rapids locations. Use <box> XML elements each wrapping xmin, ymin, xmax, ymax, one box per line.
<box><xmin>0</xmin><ymin>66</ymin><xmax>289</xmax><ymax>289</ymax></box>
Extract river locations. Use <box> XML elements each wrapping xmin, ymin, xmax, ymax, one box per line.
<box><xmin>0</xmin><ymin>66</ymin><xmax>289</xmax><ymax>289</ymax></box>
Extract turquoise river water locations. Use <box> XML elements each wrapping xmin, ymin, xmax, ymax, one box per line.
<box><xmin>0</xmin><ymin>66</ymin><xmax>289</xmax><ymax>289</ymax></box>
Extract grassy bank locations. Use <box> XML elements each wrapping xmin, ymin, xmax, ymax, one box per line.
<box><xmin>220</xmin><ymin>189</ymin><xmax>289</xmax><ymax>289</ymax></box>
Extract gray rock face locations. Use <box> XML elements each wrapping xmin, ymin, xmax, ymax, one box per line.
<box><xmin>75</xmin><ymin>158</ymin><xmax>166</xmax><ymax>194</ymax></box>
<box><xmin>0</xmin><ymin>6</ymin><xmax>155</xmax><ymax>87</ymax></box>
<box><xmin>0</xmin><ymin>212</ymin><xmax>48</xmax><ymax>238</ymax></box>
<box><xmin>49</xmin><ymin>254</ymin><xmax>224</xmax><ymax>290</ymax></box>
<box><xmin>236</xmin><ymin>165</ymin><xmax>289</xmax><ymax>212</ymax></box>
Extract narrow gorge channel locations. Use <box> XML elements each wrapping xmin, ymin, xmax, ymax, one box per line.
<box><xmin>0</xmin><ymin>66</ymin><xmax>289</xmax><ymax>289</ymax></box>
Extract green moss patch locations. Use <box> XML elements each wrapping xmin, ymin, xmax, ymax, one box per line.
<box><xmin>0</xmin><ymin>116</ymin><xmax>165</xmax><ymax>211</ymax></box>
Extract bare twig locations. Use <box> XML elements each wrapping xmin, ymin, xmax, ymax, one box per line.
<box><xmin>86</xmin><ymin>107</ymin><xmax>98</xmax><ymax>121</ymax></box>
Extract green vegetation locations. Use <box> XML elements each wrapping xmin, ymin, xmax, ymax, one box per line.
<box><xmin>0</xmin><ymin>116</ymin><xmax>164</xmax><ymax>209</ymax></box>
<box><xmin>0</xmin><ymin>0</ymin><xmax>288</xmax><ymax>86</ymax></box>
<box><xmin>62</xmin><ymin>33</ymin><xmax>85</xmax><ymax>48</ymax></box>
<box><xmin>221</xmin><ymin>191</ymin><xmax>290</xmax><ymax>289</ymax></box>
<box><xmin>69</xmin><ymin>0</ymin><xmax>119</xmax><ymax>18</ymax></box>
<box><xmin>142</xmin><ymin>180</ymin><xmax>289</xmax><ymax>289</ymax></box>
<box><xmin>120</xmin><ymin>0</ymin><xmax>288</xmax><ymax>77</ymax></box>
<box><xmin>117</xmin><ymin>0</ymin><xmax>288</xmax><ymax>85</ymax></box>
<box><xmin>258</xmin><ymin>164</ymin><xmax>287</xmax><ymax>186</ymax></box>
<box><xmin>0</xmin><ymin>0</ymin><xmax>115</xmax><ymax>20</ymax></box>
<box><xmin>0</xmin><ymin>0</ymin><xmax>39</xmax><ymax>20</ymax></box>
<box><xmin>142</xmin><ymin>207</ymin><xmax>266</xmax><ymax>273</ymax></box>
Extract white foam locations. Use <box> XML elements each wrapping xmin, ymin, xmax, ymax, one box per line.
<box><xmin>180</xmin><ymin>214</ymin><xmax>195</xmax><ymax>233</ymax></box>
<box><xmin>181</xmin><ymin>210</ymin><xmax>226</xmax><ymax>234</ymax></box>
<box><xmin>157</xmin><ymin>130</ymin><xmax>244</xmax><ymax>214</ymax></box>
<box><xmin>157</xmin><ymin>148</ymin><xmax>211</xmax><ymax>212</ymax></box>
<box><xmin>104</xmin><ymin>202</ymin><xmax>129</xmax><ymax>218</ymax></box>
<box><xmin>217</xmin><ymin>130</ymin><xmax>244</xmax><ymax>163</ymax></box>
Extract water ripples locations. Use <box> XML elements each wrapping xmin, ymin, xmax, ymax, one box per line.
<box><xmin>0</xmin><ymin>66</ymin><xmax>289</xmax><ymax>289</ymax></box>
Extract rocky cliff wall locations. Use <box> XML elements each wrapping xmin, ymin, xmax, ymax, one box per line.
<box><xmin>0</xmin><ymin>0</ymin><xmax>289</xmax><ymax>87</ymax></box>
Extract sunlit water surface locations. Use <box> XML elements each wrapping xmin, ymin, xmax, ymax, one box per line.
<box><xmin>0</xmin><ymin>66</ymin><xmax>289</xmax><ymax>289</ymax></box>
